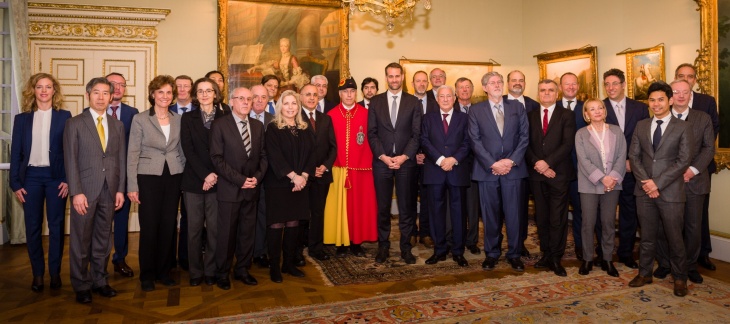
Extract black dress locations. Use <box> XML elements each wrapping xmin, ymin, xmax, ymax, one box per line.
<box><xmin>264</xmin><ymin>124</ymin><xmax>316</xmax><ymax>224</ymax></box>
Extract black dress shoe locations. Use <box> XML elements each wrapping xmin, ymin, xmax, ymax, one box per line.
<box><xmin>453</xmin><ymin>255</ymin><xmax>469</xmax><ymax>267</ymax></box>
<box><xmin>579</xmin><ymin>261</ymin><xmax>592</xmax><ymax>275</ymax></box>
<box><xmin>216</xmin><ymin>278</ymin><xmax>231</xmax><ymax>290</ymax></box>
<box><xmin>75</xmin><ymin>290</ymin><xmax>92</xmax><ymax>304</ymax></box>
<box><xmin>114</xmin><ymin>260</ymin><xmax>134</xmax><ymax>277</ymax></box>
<box><xmin>158</xmin><ymin>277</ymin><xmax>177</xmax><ymax>286</ymax></box>
<box><xmin>575</xmin><ymin>246</ymin><xmax>584</xmax><ymax>261</ymax></box>
<box><xmin>335</xmin><ymin>246</ymin><xmax>349</xmax><ymax>258</ymax></box>
<box><xmin>466</xmin><ymin>245</ymin><xmax>481</xmax><ymax>255</ymax></box>
<box><xmin>253</xmin><ymin>255</ymin><xmax>270</xmax><ymax>268</ymax></box>
<box><xmin>310</xmin><ymin>251</ymin><xmax>331</xmax><ymax>261</ymax></box>
<box><xmin>141</xmin><ymin>280</ymin><xmax>155</xmax><ymax>292</ymax></box>
<box><xmin>507</xmin><ymin>257</ymin><xmax>524</xmax><ymax>272</ymax></box>
<box><xmin>425</xmin><ymin>253</ymin><xmax>447</xmax><ymax>265</ymax></box>
<box><xmin>698</xmin><ymin>256</ymin><xmax>716</xmax><ymax>271</ymax></box>
<box><xmin>619</xmin><ymin>257</ymin><xmax>639</xmax><ymax>269</ymax></box>
<box><xmin>204</xmin><ymin>276</ymin><xmax>216</xmax><ymax>286</ymax></box>
<box><xmin>653</xmin><ymin>266</ymin><xmax>671</xmax><ymax>279</ymax></box>
<box><xmin>482</xmin><ymin>256</ymin><xmax>498</xmax><ymax>270</ymax></box>
<box><xmin>350</xmin><ymin>244</ymin><xmax>366</xmax><ymax>257</ymax></box>
<box><xmin>551</xmin><ymin>260</ymin><xmax>567</xmax><ymax>277</ymax></box>
<box><xmin>234</xmin><ymin>273</ymin><xmax>259</xmax><ymax>285</ymax></box>
<box><xmin>401</xmin><ymin>250</ymin><xmax>416</xmax><ymax>264</ymax></box>
<box><xmin>31</xmin><ymin>276</ymin><xmax>44</xmax><ymax>292</ymax></box>
<box><xmin>597</xmin><ymin>259</ymin><xmax>608</xmax><ymax>271</ymax></box>
<box><xmin>189</xmin><ymin>277</ymin><xmax>203</xmax><ymax>286</ymax></box>
<box><xmin>688</xmin><ymin>270</ymin><xmax>704</xmax><ymax>284</ymax></box>
<box><xmin>375</xmin><ymin>246</ymin><xmax>389</xmax><ymax>263</ymax></box>
<box><xmin>92</xmin><ymin>285</ymin><xmax>117</xmax><ymax>297</ymax></box>
<box><xmin>534</xmin><ymin>256</ymin><xmax>550</xmax><ymax>269</ymax></box>
<box><xmin>606</xmin><ymin>261</ymin><xmax>619</xmax><ymax>277</ymax></box>
<box><xmin>50</xmin><ymin>275</ymin><xmax>62</xmax><ymax>290</ymax></box>
<box><xmin>295</xmin><ymin>249</ymin><xmax>306</xmax><ymax>267</ymax></box>
<box><xmin>282</xmin><ymin>265</ymin><xmax>305</xmax><ymax>277</ymax></box>
<box><xmin>270</xmin><ymin>268</ymin><xmax>283</xmax><ymax>283</ymax></box>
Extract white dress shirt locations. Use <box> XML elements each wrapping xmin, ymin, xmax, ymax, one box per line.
<box><xmin>28</xmin><ymin>108</ymin><xmax>52</xmax><ymax>166</ymax></box>
<box><xmin>435</xmin><ymin>109</ymin><xmax>455</xmax><ymax>166</ymax></box>
<box><xmin>507</xmin><ymin>93</ymin><xmax>525</xmax><ymax>108</ymax></box>
<box><xmin>650</xmin><ymin>114</ymin><xmax>671</xmax><ymax>144</ymax></box>
<box><xmin>541</xmin><ymin>104</ymin><xmax>557</xmax><ymax>128</ymax></box>
<box><xmin>562</xmin><ymin>98</ymin><xmax>577</xmax><ymax>111</ymax></box>
<box><xmin>233</xmin><ymin>113</ymin><xmax>250</xmax><ymax>137</ymax></box>
<box><xmin>387</xmin><ymin>90</ymin><xmax>403</xmax><ymax>118</ymax></box>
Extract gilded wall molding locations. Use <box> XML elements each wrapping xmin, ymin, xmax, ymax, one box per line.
<box><xmin>28</xmin><ymin>2</ymin><xmax>171</xmax><ymax>15</ymax></box>
<box><xmin>29</xmin><ymin>22</ymin><xmax>157</xmax><ymax>40</ymax></box>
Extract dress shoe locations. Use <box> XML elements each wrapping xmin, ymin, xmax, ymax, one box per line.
<box><xmin>295</xmin><ymin>249</ymin><xmax>306</xmax><ymax>267</ymax></box>
<box><xmin>421</xmin><ymin>236</ymin><xmax>435</xmax><ymax>248</ymax></box>
<box><xmin>114</xmin><ymin>260</ymin><xmax>134</xmax><ymax>277</ymax></box>
<box><xmin>674</xmin><ymin>279</ymin><xmax>688</xmax><ymax>297</ymax></box>
<box><xmin>92</xmin><ymin>285</ymin><xmax>117</xmax><ymax>297</ymax></box>
<box><xmin>482</xmin><ymin>256</ymin><xmax>498</xmax><ymax>270</ymax></box>
<box><xmin>234</xmin><ymin>273</ymin><xmax>259</xmax><ymax>285</ymax></box>
<box><xmin>75</xmin><ymin>290</ymin><xmax>92</xmax><ymax>304</ymax></box>
<box><xmin>50</xmin><ymin>275</ymin><xmax>62</xmax><ymax>290</ymax></box>
<box><xmin>628</xmin><ymin>275</ymin><xmax>653</xmax><ymax>287</ymax></box>
<box><xmin>653</xmin><ymin>266</ymin><xmax>671</xmax><ymax>279</ymax></box>
<box><xmin>141</xmin><ymin>280</ymin><xmax>155</xmax><ymax>292</ymax></box>
<box><xmin>688</xmin><ymin>270</ymin><xmax>704</xmax><ymax>284</ymax></box>
<box><xmin>270</xmin><ymin>267</ymin><xmax>283</xmax><ymax>283</ymax></box>
<box><xmin>401</xmin><ymin>250</ymin><xmax>416</xmax><ymax>264</ymax></box>
<box><xmin>216</xmin><ymin>278</ymin><xmax>231</xmax><ymax>290</ymax></box>
<box><xmin>574</xmin><ymin>246</ymin><xmax>584</xmax><ymax>261</ymax></box>
<box><xmin>534</xmin><ymin>256</ymin><xmax>550</xmax><ymax>269</ymax></box>
<box><xmin>189</xmin><ymin>277</ymin><xmax>203</xmax><ymax>286</ymax></box>
<box><xmin>375</xmin><ymin>246</ymin><xmax>389</xmax><ymax>264</ymax></box>
<box><xmin>350</xmin><ymin>244</ymin><xmax>366</xmax><ymax>257</ymax></box>
<box><xmin>158</xmin><ymin>277</ymin><xmax>177</xmax><ymax>286</ymax></box>
<box><xmin>698</xmin><ymin>256</ymin><xmax>716</xmax><ymax>271</ymax></box>
<box><xmin>31</xmin><ymin>276</ymin><xmax>44</xmax><ymax>292</ymax></box>
<box><xmin>597</xmin><ymin>259</ymin><xmax>608</xmax><ymax>271</ymax></box>
<box><xmin>619</xmin><ymin>257</ymin><xmax>639</xmax><ymax>269</ymax></box>
<box><xmin>551</xmin><ymin>260</ymin><xmax>567</xmax><ymax>277</ymax></box>
<box><xmin>606</xmin><ymin>262</ymin><xmax>619</xmax><ymax>277</ymax></box>
<box><xmin>425</xmin><ymin>253</ymin><xmax>447</xmax><ymax>265</ymax></box>
<box><xmin>466</xmin><ymin>245</ymin><xmax>481</xmax><ymax>255</ymax></box>
<box><xmin>204</xmin><ymin>276</ymin><xmax>217</xmax><ymax>286</ymax></box>
<box><xmin>520</xmin><ymin>244</ymin><xmax>531</xmax><ymax>257</ymax></box>
<box><xmin>579</xmin><ymin>261</ymin><xmax>593</xmax><ymax>275</ymax></box>
<box><xmin>453</xmin><ymin>255</ymin><xmax>469</xmax><ymax>267</ymax></box>
<box><xmin>310</xmin><ymin>251</ymin><xmax>331</xmax><ymax>261</ymax></box>
<box><xmin>335</xmin><ymin>246</ymin><xmax>349</xmax><ymax>258</ymax></box>
<box><xmin>507</xmin><ymin>257</ymin><xmax>524</xmax><ymax>272</ymax></box>
<box><xmin>282</xmin><ymin>265</ymin><xmax>305</xmax><ymax>277</ymax></box>
<box><xmin>253</xmin><ymin>255</ymin><xmax>270</xmax><ymax>268</ymax></box>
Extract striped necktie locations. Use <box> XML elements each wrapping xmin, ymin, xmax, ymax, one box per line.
<box><xmin>240</xmin><ymin>120</ymin><xmax>251</xmax><ymax>156</ymax></box>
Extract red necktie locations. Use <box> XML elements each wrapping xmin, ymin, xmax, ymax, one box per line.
<box><xmin>309</xmin><ymin>111</ymin><xmax>316</xmax><ymax>132</ymax></box>
<box><xmin>542</xmin><ymin>108</ymin><xmax>548</xmax><ymax>136</ymax></box>
<box><xmin>442</xmin><ymin>113</ymin><xmax>449</xmax><ymax>134</ymax></box>
<box><xmin>111</xmin><ymin>106</ymin><xmax>119</xmax><ymax>119</ymax></box>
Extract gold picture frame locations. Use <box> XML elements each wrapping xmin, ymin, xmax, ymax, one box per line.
<box><xmin>695</xmin><ymin>0</ymin><xmax>729</xmax><ymax>170</ymax></box>
<box><xmin>399</xmin><ymin>58</ymin><xmax>501</xmax><ymax>104</ymax></box>
<box><xmin>535</xmin><ymin>46</ymin><xmax>598</xmax><ymax>101</ymax></box>
<box><xmin>618</xmin><ymin>45</ymin><xmax>666</xmax><ymax>101</ymax></box>
<box><xmin>217</xmin><ymin>0</ymin><xmax>349</xmax><ymax>98</ymax></box>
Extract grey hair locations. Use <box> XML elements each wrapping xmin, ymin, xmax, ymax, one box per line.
<box><xmin>480</xmin><ymin>71</ymin><xmax>503</xmax><ymax>86</ymax></box>
<box><xmin>310</xmin><ymin>75</ymin><xmax>327</xmax><ymax>84</ymax></box>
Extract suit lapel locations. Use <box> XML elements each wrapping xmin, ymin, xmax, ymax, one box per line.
<box><xmin>604</xmin><ymin>99</ymin><xmax>619</xmax><ymax>128</ymax></box>
<box><xmin>82</xmin><ymin>110</ymin><xmax>105</xmax><ymax>153</ymax></box>
<box><xmin>655</xmin><ymin>117</ymin><xmax>676</xmax><ymax>153</ymax></box>
<box><xmin>148</xmin><ymin>114</ymin><xmax>164</xmax><ymax>136</ymax></box>
<box><xmin>484</xmin><ymin>102</ymin><xmax>501</xmax><ymax>137</ymax></box>
<box><xmin>545</xmin><ymin>107</ymin><xmax>561</xmax><ymax>137</ymax></box>
<box><xmin>168</xmin><ymin>114</ymin><xmax>179</xmax><ymax>149</ymax></box>
<box><xmin>228</xmin><ymin>114</ymin><xmax>247</xmax><ymax>154</ymax></box>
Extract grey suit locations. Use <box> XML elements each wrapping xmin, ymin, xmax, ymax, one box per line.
<box><xmin>127</xmin><ymin>113</ymin><xmax>185</xmax><ymax>192</ymax></box>
<box><xmin>64</xmin><ymin>110</ymin><xmax>126</xmax><ymax>292</ymax></box>
<box><xmin>629</xmin><ymin>116</ymin><xmax>692</xmax><ymax>280</ymax></box>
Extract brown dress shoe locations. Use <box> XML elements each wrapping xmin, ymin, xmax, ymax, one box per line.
<box><xmin>114</xmin><ymin>260</ymin><xmax>134</xmax><ymax>277</ymax></box>
<box><xmin>628</xmin><ymin>275</ymin><xmax>653</xmax><ymax>287</ymax></box>
<box><xmin>674</xmin><ymin>279</ymin><xmax>688</xmax><ymax>297</ymax></box>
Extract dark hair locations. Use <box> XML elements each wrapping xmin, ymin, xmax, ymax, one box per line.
<box><xmin>175</xmin><ymin>75</ymin><xmax>194</xmax><ymax>83</ymax></box>
<box><xmin>147</xmin><ymin>75</ymin><xmax>177</xmax><ymax>114</ymax></box>
<box><xmin>191</xmin><ymin>77</ymin><xmax>222</xmax><ymax>107</ymax></box>
<box><xmin>86</xmin><ymin>77</ymin><xmax>113</xmax><ymax>95</ymax></box>
<box><xmin>261</xmin><ymin>74</ymin><xmax>280</xmax><ymax>86</ymax></box>
<box><xmin>603</xmin><ymin>68</ymin><xmax>625</xmax><ymax>83</ymax></box>
<box><xmin>412</xmin><ymin>70</ymin><xmax>427</xmax><ymax>82</ymax></box>
<box><xmin>647</xmin><ymin>81</ymin><xmax>673</xmax><ymax>99</ymax></box>
<box><xmin>559</xmin><ymin>72</ymin><xmax>578</xmax><ymax>83</ymax></box>
<box><xmin>105</xmin><ymin>72</ymin><xmax>126</xmax><ymax>80</ymax></box>
<box><xmin>455</xmin><ymin>77</ymin><xmax>473</xmax><ymax>87</ymax></box>
<box><xmin>361</xmin><ymin>77</ymin><xmax>379</xmax><ymax>91</ymax></box>
<box><xmin>384</xmin><ymin>62</ymin><xmax>403</xmax><ymax>75</ymax></box>
<box><xmin>674</xmin><ymin>63</ymin><xmax>697</xmax><ymax>76</ymax></box>
<box><xmin>205</xmin><ymin>70</ymin><xmax>225</xmax><ymax>81</ymax></box>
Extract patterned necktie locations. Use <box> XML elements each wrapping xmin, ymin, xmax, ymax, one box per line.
<box><xmin>542</xmin><ymin>108</ymin><xmax>549</xmax><ymax>136</ymax></box>
<box><xmin>309</xmin><ymin>111</ymin><xmax>316</xmax><ymax>132</ymax></box>
<box><xmin>316</xmin><ymin>102</ymin><xmax>322</xmax><ymax>113</ymax></box>
<box><xmin>442</xmin><ymin>113</ymin><xmax>449</xmax><ymax>134</ymax></box>
<box><xmin>97</xmin><ymin>116</ymin><xmax>106</xmax><ymax>152</ymax></box>
<box><xmin>390</xmin><ymin>96</ymin><xmax>398</xmax><ymax>126</ymax></box>
<box><xmin>240</xmin><ymin>120</ymin><xmax>251</xmax><ymax>156</ymax></box>
<box><xmin>653</xmin><ymin>120</ymin><xmax>663</xmax><ymax>152</ymax></box>
<box><xmin>495</xmin><ymin>103</ymin><xmax>504</xmax><ymax>136</ymax></box>
<box><xmin>463</xmin><ymin>105</ymin><xmax>469</xmax><ymax>114</ymax></box>
<box><xmin>111</xmin><ymin>106</ymin><xmax>118</xmax><ymax>119</ymax></box>
<box><xmin>566</xmin><ymin>100</ymin><xmax>573</xmax><ymax>111</ymax></box>
<box><xmin>616</xmin><ymin>103</ymin><xmax>625</xmax><ymax>131</ymax></box>
<box><xmin>420</xmin><ymin>99</ymin><xmax>425</xmax><ymax>114</ymax></box>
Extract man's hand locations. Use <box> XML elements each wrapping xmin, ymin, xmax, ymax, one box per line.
<box><xmin>641</xmin><ymin>179</ymin><xmax>658</xmax><ymax>194</ymax></box>
<box><xmin>115</xmin><ymin>192</ymin><xmax>125</xmax><ymax>210</ymax></box>
<box><xmin>648</xmin><ymin>189</ymin><xmax>660</xmax><ymax>199</ymax></box>
<box><xmin>534</xmin><ymin>160</ymin><xmax>550</xmax><ymax>174</ymax></box>
<box><xmin>543</xmin><ymin>168</ymin><xmax>556</xmax><ymax>178</ymax></box>
<box><xmin>683</xmin><ymin>168</ymin><xmax>696</xmax><ymax>183</ymax></box>
<box><xmin>128</xmin><ymin>192</ymin><xmax>140</xmax><ymax>204</ymax></box>
<box><xmin>58</xmin><ymin>182</ymin><xmax>69</xmax><ymax>198</ymax></box>
<box><xmin>416</xmin><ymin>153</ymin><xmax>425</xmax><ymax>165</ymax></box>
<box><xmin>242</xmin><ymin>177</ymin><xmax>258</xmax><ymax>189</ymax></box>
<box><xmin>391</xmin><ymin>155</ymin><xmax>408</xmax><ymax>168</ymax></box>
<box><xmin>315</xmin><ymin>165</ymin><xmax>327</xmax><ymax>177</ymax></box>
<box><xmin>440</xmin><ymin>157</ymin><xmax>457</xmax><ymax>171</ymax></box>
<box><xmin>73</xmin><ymin>194</ymin><xmax>89</xmax><ymax>215</ymax></box>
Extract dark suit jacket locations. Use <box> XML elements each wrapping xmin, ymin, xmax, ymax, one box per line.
<box><xmin>169</xmin><ymin>103</ymin><xmax>196</xmax><ymax>115</ymax></box>
<box><xmin>10</xmin><ymin>109</ymin><xmax>72</xmax><ymax>191</ymax></box>
<box><xmin>64</xmin><ymin>110</ymin><xmax>126</xmax><ymax>201</ymax></box>
<box><xmin>503</xmin><ymin>95</ymin><xmax>539</xmax><ymax>114</ymax></box>
<box><xmin>264</xmin><ymin>125</ymin><xmax>316</xmax><ymax>189</ymax></box>
<box><xmin>210</xmin><ymin>113</ymin><xmax>267</xmax><ymax>202</ymax></box>
<box><xmin>323</xmin><ymin>99</ymin><xmax>337</xmax><ymax>114</ymax></box>
<box><xmin>250</xmin><ymin>111</ymin><xmax>274</xmax><ymax>130</ymax></box>
<box><xmin>604</xmin><ymin>97</ymin><xmax>650</xmax><ymax>156</ymax></box>
<box><xmin>681</xmin><ymin>109</ymin><xmax>715</xmax><ymax>195</ymax></box>
<box><xmin>421</xmin><ymin>110</ymin><xmax>471</xmax><ymax>186</ymax></box>
<box><xmin>416</xmin><ymin>94</ymin><xmax>439</xmax><ymax>116</ymax></box>
<box><xmin>180</xmin><ymin>106</ymin><xmax>231</xmax><ymax>193</ymax></box>
<box><xmin>692</xmin><ymin>91</ymin><xmax>719</xmax><ymax>173</ymax></box>
<box><xmin>557</xmin><ymin>100</ymin><xmax>586</xmax><ymax>167</ymax></box>
<box><xmin>302</xmin><ymin>108</ymin><xmax>337</xmax><ymax>184</ymax></box>
<box><xmin>115</xmin><ymin>104</ymin><xmax>139</xmax><ymax>146</ymax></box>
<box><xmin>629</xmin><ymin>116</ymin><xmax>692</xmax><ymax>202</ymax></box>
<box><xmin>469</xmin><ymin>99</ymin><xmax>529</xmax><ymax>181</ymax></box>
<box><xmin>453</xmin><ymin>102</ymin><xmax>471</xmax><ymax>114</ymax></box>
<box><xmin>367</xmin><ymin>91</ymin><xmax>422</xmax><ymax>165</ymax></box>
<box><xmin>526</xmin><ymin>105</ymin><xmax>576</xmax><ymax>182</ymax></box>
<box><xmin>357</xmin><ymin>100</ymin><xmax>370</xmax><ymax>109</ymax></box>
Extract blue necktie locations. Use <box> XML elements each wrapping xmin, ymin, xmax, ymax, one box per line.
<box><xmin>181</xmin><ymin>107</ymin><xmax>188</xmax><ymax>114</ymax></box>
<box><xmin>268</xmin><ymin>102</ymin><xmax>275</xmax><ymax>114</ymax></box>
<box><xmin>653</xmin><ymin>120</ymin><xmax>663</xmax><ymax>152</ymax></box>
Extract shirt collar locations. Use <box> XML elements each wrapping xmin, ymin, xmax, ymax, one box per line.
<box><xmin>688</xmin><ymin>92</ymin><xmax>694</xmax><ymax>109</ymax></box>
<box><xmin>653</xmin><ymin>113</ymin><xmax>672</xmax><ymax>124</ymax></box>
<box><xmin>609</xmin><ymin>97</ymin><xmax>627</xmax><ymax>108</ymax></box>
<box><xmin>562</xmin><ymin>97</ymin><xmax>577</xmax><ymax>109</ymax></box>
<box><xmin>507</xmin><ymin>93</ymin><xmax>523</xmax><ymax>101</ymax></box>
<box><xmin>89</xmin><ymin>108</ymin><xmax>105</xmax><ymax>121</ymax></box>
<box><xmin>388</xmin><ymin>90</ymin><xmax>403</xmax><ymax>98</ymax></box>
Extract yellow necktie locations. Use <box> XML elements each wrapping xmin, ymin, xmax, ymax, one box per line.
<box><xmin>97</xmin><ymin>116</ymin><xmax>106</xmax><ymax>152</ymax></box>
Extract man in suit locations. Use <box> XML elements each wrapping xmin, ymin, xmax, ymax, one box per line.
<box><xmin>249</xmin><ymin>85</ymin><xmax>274</xmax><ymax>269</ymax></box>
<box><xmin>421</xmin><ymin>85</ymin><xmax>471</xmax><ymax>267</ymax></box>
<box><xmin>674</xmin><ymin>63</ymin><xmax>720</xmax><ymax>271</ymax></box>
<box><xmin>167</xmin><ymin>75</ymin><xmax>196</xmax><ymax>271</ymax></box>
<box><xmin>209</xmin><ymin>87</ymin><xmax>267</xmax><ymax>290</ymax></box>
<box><xmin>368</xmin><ymin>62</ymin><xmax>422</xmax><ymax>264</ymax></box>
<box><xmin>454</xmin><ymin>77</ymin><xmax>480</xmax><ymax>255</ymax></box>
<box><xmin>425</xmin><ymin>68</ymin><xmax>446</xmax><ymax>104</ymax></box>
<box><xmin>602</xmin><ymin>68</ymin><xmax>650</xmax><ymax>269</ymax></box>
<box><xmin>526</xmin><ymin>79</ymin><xmax>576</xmax><ymax>277</ymax></box>
<box><xmin>359</xmin><ymin>77</ymin><xmax>379</xmax><ymax>108</ymax></box>
<box><xmin>312</xmin><ymin>75</ymin><xmax>337</xmax><ymax>113</ymax></box>
<box><xmin>300</xmin><ymin>83</ymin><xmax>338</xmax><ymax>259</ymax></box>
<box><xmin>413</xmin><ymin>70</ymin><xmax>437</xmax><ymax>249</ymax></box>
<box><xmin>64</xmin><ymin>77</ymin><xmax>126</xmax><ymax>303</ymax></box>
<box><xmin>654</xmin><ymin>80</ymin><xmax>715</xmax><ymax>284</ymax></box>
<box><xmin>261</xmin><ymin>75</ymin><xmax>279</xmax><ymax>115</ymax></box>
<box><xmin>628</xmin><ymin>81</ymin><xmax>692</xmax><ymax>297</ymax></box>
<box><xmin>469</xmin><ymin>72</ymin><xmax>530</xmax><ymax>272</ymax></box>
<box><xmin>104</xmin><ymin>72</ymin><xmax>139</xmax><ymax>278</ymax></box>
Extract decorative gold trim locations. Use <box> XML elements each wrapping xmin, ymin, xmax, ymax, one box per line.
<box><xmin>29</xmin><ymin>37</ymin><xmax>157</xmax><ymax>44</ymax></box>
<box><xmin>695</xmin><ymin>0</ymin><xmax>730</xmax><ymax>171</ymax></box>
<box><xmin>29</xmin><ymin>22</ymin><xmax>158</xmax><ymax>39</ymax></box>
<box><xmin>617</xmin><ymin>44</ymin><xmax>666</xmax><ymax>100</ymax></box>
<box><xmin>710</xmin><ymin>230</ymin><xmax>730</xmax><ymax>239</ymax></box>
<box><xmin>535</xmin><ymin>46</ymin><xmax>599</xmax><ymax>99</ymax></box>
<box><xmin>398</xmin><ymin>58</ymin><xmax>501</xmax><ymax>67</ymax></box>
<box><xmin>28</xmin><ymin>2</ymin><xmax>171</xmax><ymax>16</ymax></box>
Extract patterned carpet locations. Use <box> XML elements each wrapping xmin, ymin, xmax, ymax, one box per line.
<box><xmin>180</xmin><ymin>268</ymin><xmax>730</xmax><ymax>323</ymax></box>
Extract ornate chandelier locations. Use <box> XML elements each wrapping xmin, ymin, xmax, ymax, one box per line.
<box><xmin>342</xmin><ymin>0</ymin><xmax>432</xmax><ymax>31</ymax></box>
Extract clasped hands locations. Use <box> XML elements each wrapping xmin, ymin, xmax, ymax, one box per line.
<box><xmin>288</xmin><ymin>172</ymin><xmax>308</xmax><ymax>192</ymax></box>
<box><xmin>534</xmin><ymin>160</ymin><xmax>556</xmax><ymax>178</ymax></box>
<box><xmin>491</xmin><ymin>159</ymin><xmax>513</xmax><ymax>176</ymax></box>
<box><xmin>381</xmin><ymin>154</ymin><xmax>407</xmax><ymax>170</ymax></box>
<box><xmin>640</xmin><ymin>179</ymin><xmax>660</xmax><ymax>198</ymax></box>
<box><xmin>203</xmin><ymin>173</ymin><xmax>218</xmax><ymax>191</ymax></box>
<box><xmin>601</xmin><ymin>176</ymin><xmax>619</xmax><ymax>192</ymax></box>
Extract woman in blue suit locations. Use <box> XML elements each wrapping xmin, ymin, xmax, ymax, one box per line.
<box><xmin>10</xmin><ymin>73</ymin><xmax>71</xmax><ymax>292</ymax></box>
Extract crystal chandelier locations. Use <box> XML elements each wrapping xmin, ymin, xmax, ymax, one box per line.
<box><xmin>342</xmin><ymin>0</ymin><xmax>432</xmax><ymax>31</ymax></box>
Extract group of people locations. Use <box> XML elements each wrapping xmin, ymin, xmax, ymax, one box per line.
<box><xmin>9</xmin><ymin>60</ymin><xmax>718</xmax><ymax>304</ymax></box>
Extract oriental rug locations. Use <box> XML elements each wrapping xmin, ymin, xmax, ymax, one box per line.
<box><xmin>177</xmin><ymin>269</ymin><xmax>730</xmax><ymax>323</ymax></box>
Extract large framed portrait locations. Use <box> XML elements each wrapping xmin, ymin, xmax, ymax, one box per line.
<box><xmin>618</xmin><ymin>45</ymin><xmax>666</xmax><ymax>101</ymax></box>
<box><xmin>535</xmin><ymin>46</ymin><xmax>598</xmax><ymax>101</ymax></box>
<box><xmin>695</xmin><ymin>0</ymin><xmax>729</xmax><ymax>169</ymax></box>
<box><xmin>399</xmin><ymin>58</ymin><xmax>500</xmax><ymax>104</ymax></box>
<box><xmin>217</xmin><ymin>0</ymin><xmax>349</xmax><ymax>101</ymax></box>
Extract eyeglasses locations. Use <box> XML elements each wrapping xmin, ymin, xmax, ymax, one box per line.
<box><xmin>487</xmin><ymin>81</ymin><xmax>504</xmax><ymax>86</ymax></box>
<box><xmin>604</xmin><ymin>82</ymin><xmax>623</xmax><ymax>87</ymax></box>
<box><xmin>672</xmin><ymin>90</ymin><xmax>691</xmax><ymax>95</ymax></box>
<box><xmin>197</xmin><ymin>89</ymin><xmax>215</xmax><ymax>95</ymax></box>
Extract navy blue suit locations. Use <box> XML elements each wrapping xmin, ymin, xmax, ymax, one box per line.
<box><xmin>690</xmin><ymin>91</ymin><xmax>719</xmax><ymax>258</ymax></box>
<box><xmin>421</xmin><ymin>109</ymin><xmax>471</xmax><ymax>256</ymax></box>
<box><xmin>10</xmin><ymin>109</ymin><xmax>71</xmax><ymax>277</ymax></box>
<box><xmin>469</xmin><ymin>99</ymin><xmax>529</xmax><ymax>259</ymax></box>
<box><xmin>168</xmin><ymin>103</ymin><xmax>196</xmax><ymax>267</ymax></box>
<box><xmin>604</xmin><ymin>97</ymin><xmax>649</xmax><ymax>259</ymax></box>
<box><xmin>414</xmin><ymin>95</ymin><xmax>439</xmax><ymax>241</ymax></box>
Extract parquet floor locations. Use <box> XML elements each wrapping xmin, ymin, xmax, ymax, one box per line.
<box><xmin>1</xmin><ymin>233</ymin><xmax>728</xmax><ymax>323</ymax></box>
